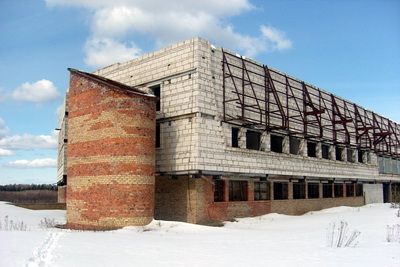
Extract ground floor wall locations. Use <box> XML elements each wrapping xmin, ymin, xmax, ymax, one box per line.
<box><xmin>154</xmin><ymin>175</ymin><xmax>367</xmax><ymax>224</ymax></box>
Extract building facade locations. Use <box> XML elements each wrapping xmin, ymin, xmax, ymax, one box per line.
<box><xmin>58</xmin><ymin>37</ymin><xmax>400</xmax><ymax>229</ymax></box>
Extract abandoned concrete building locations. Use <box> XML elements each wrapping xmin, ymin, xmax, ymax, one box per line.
<box><xmin>57</xmin><ymin>37</ymin><xmax>400</xmax><ymax>230</ymax></box>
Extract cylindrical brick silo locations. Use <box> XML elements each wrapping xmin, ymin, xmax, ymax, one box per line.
<box><xmin>66</xmin><ymin>68</ymin><xmax>156</xmax><ymax>230</ymax></box>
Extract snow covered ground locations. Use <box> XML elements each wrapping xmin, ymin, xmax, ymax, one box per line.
<box><xmin>0</xmin><ymin>201</ymin><xmax>399</xmax><ymax>267</ymax></box>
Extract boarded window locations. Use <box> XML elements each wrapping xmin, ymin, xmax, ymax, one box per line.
<box><xmin>307</xmin><ymin>142</ymin><xmax>317</xmax><ymax>157</ymax></box>
<box><xmin>289</xmin><ymin>137</ymin><xmax>301</xmax><ymax>155</ymax></box>
<box><xmin>214</xmin><ymin>180</ymin><xmax>225</xmax><ymax>202</ymax></box>
<box><xmin>254</xmin><ymin>181</ymin><xmax>270</xmax><ymax>201</ymax></box>
<box><xmin>273</xmin><ymin>182</ymin><xmax>288</xmax><ymax>200</ymax></box>
<box><xmin>346</xmin><ymin>183</ymin><xmax>355</xmax><ymax>197</ymax></box>
<box><xmin>271</xmin><ymin>135</ymin><xmax>283</xmax><ymax>153</ymax></box>
<box><xmin>308</xmin><ymin>183</ymin><xmax>319</xmax><ymax>198</ymax></box>
<box><xmin>232</xmin><ymin>128</ymin><xmax>239</xmax><ymax>147</ymax></box>
<box><xmin>229</xmin><ymin>180</ymin><xmax>247</xmax><ymax>201</ymax></box>
<box><xmin>293</xmin><ymin>181</ymin><xmax>306</xmax><ymax>199</ymax></box>
<box><xmin>323</xmin><ymin>183</ymin><xmax>333</xmax><ymax>198</ymax></box>
<box><xmin>334</xmin><ymin>184</ymin><xmax>343</xmax><ymax>197</ymax></box>
<box><xmin>246</xmin><ymin>130</ymin><xmax>261</xmax><ymax>150</ymax></box>
<box><xmin>322</xmin><ymin>144</ymin><xmax>330</xmax><ymax>159</ymax></box>
<box><xmin>378</xmin><ymin>156</ymin><xmax>384</xmax><ymax>173</ymax></box>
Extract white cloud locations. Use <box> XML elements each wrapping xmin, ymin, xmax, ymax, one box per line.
<box><xmin>12</xmin><ymin>80</ymin><xmax>61</xmax><ymax>103</ymax></box>
<box><xmin>0</xmin><ymin>148</ymin><xmax>13</xmax><ymax>156</ymax></box>
<box><xmin>0</xmin><ymin>131</ymin><xmax>58</xmax><ymax>150</ymax></box>
<box><xmin>261</xmin><ymin>25</ymin><xmax>293</xmax><ymax>51</ymax></box>
<box><xmin>45</xmin><ymin>0</ymin><xmax>292</xmax><ymax>68</ymax></box>
<box><xmin>84</xmin><ymin>37</ymin><xmax>142</xmax><ymax>68</ymax></box>
<box><xmin>6</xmin><ymin>158</ymin><xmax>57</xmax><ymax>168</ymax></box>
<box><xmin>0</xmin><ymin>118</ymin><xmax>9</xmax><ymax>139</ymax></box>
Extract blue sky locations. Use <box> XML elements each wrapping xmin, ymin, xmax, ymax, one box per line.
<box><xmin>0</xmin><ymin>0</ymin><xmax>399</xmax><ymax>185</ymax></box>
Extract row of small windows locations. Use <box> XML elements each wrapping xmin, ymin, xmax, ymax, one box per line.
<box><xmin>214</xmin><ymin>180</ymin><xmax>363</xmax><ymax>202</ymax></box>
<box><xmin>232</xmin><ymin>128</ymin><xmax>370</xmax><ymax>164</ymax></box>
<box><xmin>378</xmin><ymin>156</ymin><xmax>400</xmax><ymax>175</ymax></box>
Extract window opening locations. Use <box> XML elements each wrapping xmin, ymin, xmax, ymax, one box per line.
<box><xmin>289</xmin><ymin>137</ymin><xmax>301</xmax><ymax>155</ymax></box>
<box><xmin>321</xmin><ymin>144</ymin><xmax>330</xmax><ymax>159</ymax></box>
<box><xmin>308</xmin><ymin>183</ymin><xmax>319</xmax><ymax>198</ymax></box>
<box><xmin>232</xmin><ymin>127</ymin><xmax>239</xmax><ymax>148</ymax></box>
<box><xmin>254</xmin><ymin>181</ymin><xmax>270</xmax><ymax>200</ymax></box>
<box><xmin>273</xmin><ymin>182</ymin><xmax>288</xmax><ymax>200</ymax></box>
<box><xmin>307</xmin><ymin>142</ymin><xmax>317</xmax><ymax>157</ymax></box>
<box><xmin>323</xmin><ymin>183</ymin><xmax>333</xmax><ymax>198</ymax></box>
<box><xmin>150</xmin><ymin>85</ymin><xmax>161</xmax><ymax>111</ymax></box>
<box><xmin>214</xmin><ymin>180</ymin><xmax>225</xmax><ymax>202</ymax></box>
<box><xmin>347</xmin><ymin>149</ymin><xmax>355</xmax><ymax>163</ymax></box>
<box><xmin>336</xmin><ymin>147</ymin><xmax>343</xmax><ymax>161</ymax></box>
<box><xmin>346</xmin><ymin>183</ymin><xmax>355</xmax><ymax>197</ymax></box>
<box><xmin>293</xmin><ymin>181</ymin><xmax>306</xmax><ymax>199</ymax></box>
<box><xmin>246</xmin><ymin>130</ymin><xmax>261</xmax><ymax>150</ymax></box>
<box><xmin>229</xmin><ymin>180</ymin><xmax>247</xmax><ymax>201</ymax></box>
<box><xmin>355</xmin><ymin>184</ymin><xmax>363</xmax><ymax>196</ymax></box>
<box><xmin>334</xmin><ymin>184</ymin><xmax>343</xmax><ymax>197</ymax></box>
<box><xmin>357</xmin><ymin>150</ymin><xmax>364</xmax><ymax>163</ymax></box>
<box><xmin>156</xmin><ymin>123</ymin><xmax>160</xmax><ymax>148</ymax></box>
<box><xmin>271</xmin><ymin>135</ymin><xmax>283</xmax><ymax>153</ymax></box>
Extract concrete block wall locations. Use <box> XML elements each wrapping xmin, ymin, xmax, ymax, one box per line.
<box><xmin>192</xmin><ymin>40</ymin><xmax>381</xmax><ymax>181</ymax></box>
<box><xmin>66</xmin><ymin>70</ymin><xmax>156</xmax><ymax>230</ymax></box>
<box><xmin>57</xmin><ymin>92</ymin><xmax>68</xmax><ymax>185</ymax></box>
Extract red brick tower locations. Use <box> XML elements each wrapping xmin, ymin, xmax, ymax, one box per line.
<box><xmin>66</xmin><ymin>69</ymin><xmax>156</xmax><ymax>230</ymax></box>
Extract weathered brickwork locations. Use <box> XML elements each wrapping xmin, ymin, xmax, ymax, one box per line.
<box><xmin>66</xmin><ymin>70</ymin><xmax>156</xmax><ymax>230</ymax></box>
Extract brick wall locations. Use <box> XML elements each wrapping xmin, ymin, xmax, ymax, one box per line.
<box><xmin>66</xmin><ymin>70</ymin><xmax>156</xmax><ymax>230</ymax></box>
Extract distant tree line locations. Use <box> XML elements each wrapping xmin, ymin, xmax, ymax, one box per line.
<box><xmin>0</xmin><ymin>184</ymin><xmax>57</xmax><ymax>192</ymax></box>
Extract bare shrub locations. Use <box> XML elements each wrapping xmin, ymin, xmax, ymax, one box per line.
<box><xmin>386</xmin><ymin>224</ymin><xmax>400</xmax><ymax>243</ymax></box>
<box><xmin>0</xmin><ymin>216</ymin><xmax>28</xmax><ymax>231</ymax></box>
<box><xmin>39</xmin><ymin>217</ymin><xmax>59</xmax><ymax>229</ymax></box>
<box><xmin>326</xmin><ymin>220</ymin><xmax>360</xmax><ymax>247</ymax></box>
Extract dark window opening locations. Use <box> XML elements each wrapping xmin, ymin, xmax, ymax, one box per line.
<box><xmin>307</xmin><ymin>142</ymin><xmax>317</xmax><ymax>157</ymax></box>
<box><xmin>232</xmin><ymin>128</ymin><xmax>239</xmax><ymax>148</ymax></box>
<box><xmin>156</xmin><ymin>123</ymin><xmax>160</xmax><ymax>148</ymax></box>
<box><xmin>323</xmin><ymin>183</ymin><xmax>333</xmax><ymax>198</ymax></box>
<box><xmin>273</xmin><ymin>182</ymin><xmax>288</xmax><ymax>200</ymax></box>
<box><xmin>355</xmin><ymin>184</ymin><xmax>363</xmax><ymax>196</ymax></box>
<box><xmin>358</xmin><ymin>150</ymin><xmax>364</xmax><ymax>163</ymax></box>
<box><xmin>347</xmin><ymin>149</ymin><xmax>355</xmax><ymax>163</ymax></box>
<box><xmin>289</xmin><ymin>137</ymin><xmax>301</xmax><ymax>155</ymax></box>
<box><xmin>293</xmin><ymin>182</ymin><xmax>306</xmax><ymax>199</ymax></box>
<box><xmin>308</xmin><ymin>183</ymin><xmax>320</xmax><ymax>198</ymax></box>
<box><xmin>254</xmin><ymin>181</ymin><xmax>270</xmax><ymax>201</ymax></box>
<box><xmin>214</xmin><ymin>180</ymin><xmax>225</xmax><ymax>202</ymax></box>
<box><xmin>346</xmin><ymin>183</ymin><xmax>355</xmax><ymax>197</ymax></box>
<box><xmin>336</xmin><ymin>147</ymin><xmax>343</xmax><ymax>161</ymax></box>
<box><xmin>151</xmin><ymin>85</ymin><xmax>161</xmax><ymax>111</ymax></box>
<box><xmin>229</xmin><ymin>180</ymin><xmax>248</xmax><ymax>201</ymax></box>
<box><xmin>271</xmin><ymin>135</ymin><xmax>283</xmax><ymax>153</ymax></box>
<box><xmin>246</xmin><ymin>130</ymin><xmax>261</xmax><ymax>150</ymax></box>
<box><xmin>322</xmin><ymin>144</ymin><xmax>330</xmax><ymax>159</ymax></box>
<box><xmin>334</xmin><ymin>184</ymin><xmax>343</xmax><ymax>197</ymax></box>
